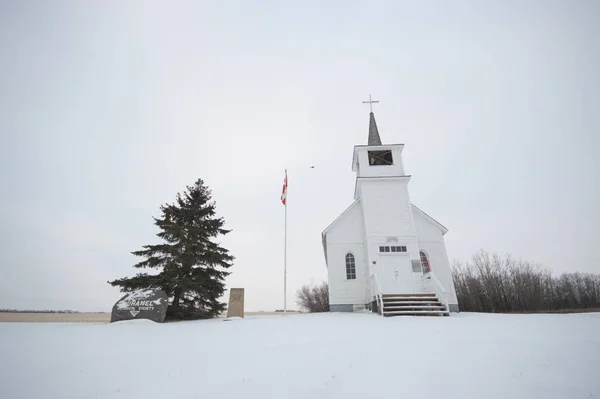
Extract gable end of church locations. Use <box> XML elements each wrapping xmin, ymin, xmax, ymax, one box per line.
<box><xmin>411</xmin><ymin>204</ymin><xmax>449</xmax><ymax>235</ymax></box>
<box><xmin>321</xmin><ymin>199</ymin><xmax>361</xmax><ymax>267</ymax></box>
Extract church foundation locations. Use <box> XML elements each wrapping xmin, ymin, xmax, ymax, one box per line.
<box><xmin>448</xmin><ymin>304</ymin><xmax>460</xmax><ymax>313</ymax></box>
<box><xmin>329</xmin><ymin>304</ymin><xmax>355</xmax><ymax>312</ymax></box>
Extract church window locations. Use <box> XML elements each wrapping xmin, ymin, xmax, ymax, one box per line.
<box><xmin>368</xmin><ymin>150</ymin><xmax>393</xmax><ymax>166</ymax></box>
<box><xmin>379</xmin><ymin>246</ymin><xmax>406</xmax><ymax>253</ymax></box>
<box><xmin>345</xmin><ymin>253</ymin><xmax>356</xmax><ymax>280</ymax></box>
<box><xmin>420</xmin><ymin>251</ymin><xmax>430</xmax><ymax>273</ymax></box>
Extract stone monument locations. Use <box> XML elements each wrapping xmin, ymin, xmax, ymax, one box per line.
<box><xmin>226</xmin><ymin>288</ymin><xmax>244</xmax><ymax>318</ymax></box>
<box><xmin>110</xmin><ymin>288</ymin><xmax>169</xmax><ymax>323</ymax></box>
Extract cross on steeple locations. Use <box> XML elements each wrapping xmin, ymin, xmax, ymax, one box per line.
<box><xmin>362</xmin><ymin>95</ymin><xmax>379</xmax><ymax>113</ymax></box>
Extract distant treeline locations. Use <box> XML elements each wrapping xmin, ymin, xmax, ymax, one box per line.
<box><xmin>0</xmin><ymin>309</ymin><xmax>82</xmax><ymax>313</ymax></box>
<box><xmin>453</xmin><ymin>250</ymin><xmax>600</xmax><ymax>313</ymax></box>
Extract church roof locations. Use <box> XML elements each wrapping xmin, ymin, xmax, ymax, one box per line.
<box><xmin>368</xmin><ymin>112</ymin><xmax>382</xmax><ymax>145</ymax></box>
<box><xmin>321</xmin><ymin>201</ymin><xmax>449</xmax><ymax>267</ymax></box>
<box><xmin>411</xmin><ymin>204</ymin><xmax>449</xmax><ymax>235</ymax></box>
<box><xmin>321</xmin><ymin>199</ymin><xmax>360</xmax><ymax>267</ymax></box>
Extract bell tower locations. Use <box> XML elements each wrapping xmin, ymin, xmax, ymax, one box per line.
<box><xmin>352</xmin><ymin>110</ymin><xmax>409</xmax><ymax>183</ymax></box>
<box><xmin>352</xmin><ymin>97</ymin><xmax>420</xmax><ymax>277</ymax></box>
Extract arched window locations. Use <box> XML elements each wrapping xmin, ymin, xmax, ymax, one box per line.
<box><xmin>420</xmin><ymin>251</ymin><xmax>430</xmax><ymax>273</ymax></box>
<box><xmin>345</xmin><ymin>253</ymin><xmax>356</xmax><ymax>280</ymax></box>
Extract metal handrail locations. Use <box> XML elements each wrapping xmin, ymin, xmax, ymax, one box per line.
<box><xmin>424</xmin><ymin>271</ymin><xmax>450</xmax><ymax>315</ymax></box>
<box><xmin>371</xmin><ymin>272</ymin><xmax>384</xmax><ymax>315</ymax></box>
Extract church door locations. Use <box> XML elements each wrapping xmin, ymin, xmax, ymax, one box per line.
<box><xmin>379</xmin><ymin>254</ymin><xmax>414</xmax><ymax>294</ymax></box>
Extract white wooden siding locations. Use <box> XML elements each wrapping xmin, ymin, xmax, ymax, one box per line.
<box><xmin>413</xmin><ymin>209</ymin><xmax>458</xmax><ymax>304</ymax></box>
<box><xmin>324</xmin><ymin>201</ymin><xmax>363</xmax><ymax>245</ymax></box>
<box><xmin>327</xmin><ymin>244</ymin><xmax>367</xmax><ymax>305</ymax></box>
<box><xmin>359</xmin><ymin>179</ymin><xmax>416</xmax><ymax>236</ymax></box>
<box><xmin>325</xmin><ymin>202</ymin><xmax>368</xmax><ymax>305</ymax></box>
<box><xmin>413</xmin><ymin>207</ymin><xmax>445</xmax><ymax>243</ymax></box>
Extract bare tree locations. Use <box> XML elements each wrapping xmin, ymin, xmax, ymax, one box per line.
<box><xmin>296</xmin><ymin>282</ymin><xmax>330</xmax><ymax>313</ymax></box>
<box><xmin>452</xmin><ymin>250</ymin><xmax>600</xmax><ymax>313</ymax></box>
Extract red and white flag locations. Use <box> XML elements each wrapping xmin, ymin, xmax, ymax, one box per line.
<box><xmin>280</xmin><ymin>170</ymin><xmax>288</xmax><ymax>206</ymax></box>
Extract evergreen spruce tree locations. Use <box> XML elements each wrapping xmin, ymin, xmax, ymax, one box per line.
<box><xmin>108</xmin><ymin>179</ymin><xmax>234</xmax><ymax>320</ymax></box>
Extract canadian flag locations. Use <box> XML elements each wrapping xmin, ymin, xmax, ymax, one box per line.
<box><xmin>280</xmin><ymin>170</ymin><xmax>288</xmax><ymax>206</ymax></box>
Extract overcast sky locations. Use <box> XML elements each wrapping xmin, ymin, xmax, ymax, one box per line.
<box><xmin>1</xmin><ymin>1</ymin><xmax>598</xmax><ymax>311</ymax></box>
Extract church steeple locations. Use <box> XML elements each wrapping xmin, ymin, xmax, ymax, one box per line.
<box><xmin>362</xmin><ymin>95</ymin><xmax>382</xmax><ymax>145</ymax></box>
<box><xmin>353</xmin><ymin>97</ymin><xmax>407</xmax><ymax>178</ymax></box>
<box><xmin>368</xmin><ymin>112</ymin><xmax>382</xmax><ymax>146</ymax></box>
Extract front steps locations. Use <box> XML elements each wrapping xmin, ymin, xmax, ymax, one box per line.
<box><xmin>381</xmin><ymin>293</ymin><xmax>449</xmax><ymax>317</ymax></box>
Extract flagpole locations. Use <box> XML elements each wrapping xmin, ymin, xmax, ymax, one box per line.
<box><xmin>283</xmin><ymin>169</ymin><xmax>288</xmax><ymax>316</ymax></box>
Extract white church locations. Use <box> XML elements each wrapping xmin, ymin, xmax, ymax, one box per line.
<box><xmin>322</xmin><ymin>107</ymin><xmax>459</xmax><ymax>316</ymax></box>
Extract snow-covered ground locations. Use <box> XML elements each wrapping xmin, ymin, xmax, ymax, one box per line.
<box><xmin>1</xmin><ymin>312</ymin><xmax>599</xmax><ymax>399</ymax></box>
